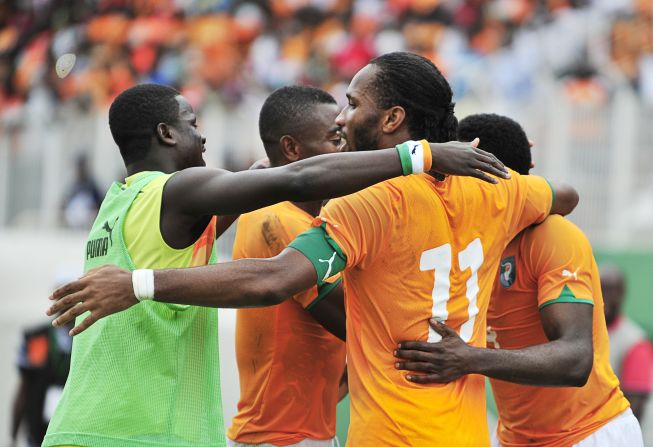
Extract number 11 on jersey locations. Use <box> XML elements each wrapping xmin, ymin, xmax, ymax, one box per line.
<box><xmin>420</xmin><ymin>238</ymin><xmax>484</xmax><ymax>343</ymax></box>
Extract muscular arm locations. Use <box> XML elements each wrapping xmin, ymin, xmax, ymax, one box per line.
<box><xmin>395</xmin><ymin>302</ymin><xmax>593</xmax><ymax>386</ymax></box>
<box><xmin>164</xmin><ymin>142</ymin><xmax>509</xmax><ymax>217</ymax></box>
<box><xmin>49</xmin><ymin>248</ymin><xmax>320</xmax><ymax>334</ymax></box>
<box><xmin>549</xmin><ymin>181</ymin><xmax>579</xmax><ymax>216</ymax></box>
<box><xmin>308</xmin><ymin>283</ymin><xmax>346</xmax><ymax>341</ymax></box>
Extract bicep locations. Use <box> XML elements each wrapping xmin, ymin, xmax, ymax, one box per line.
<box><xmin>271</xmin><ymin>247</ymin><xmax>320</xmax><ymax>298</ymax></box>
<box><xmin>539</xmin><ymin>302</ymin><xmax>593</xmax><ymax>343</ymax></box>
<box><xmin>307</xmin><ymin>282</ymin><xmax>346</xmax><ymax>341</ymax></box>
<box><xmin>164</xmin><ymin>167</ymin><xmax>294</xmax><ymax>217</ymax></box>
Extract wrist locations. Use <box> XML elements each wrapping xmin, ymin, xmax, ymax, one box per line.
<box><xmin>462</xmin><ymin>346</ymin><xmax>487</xmax><ymax>375</ymax></box>
<box><xmin>395</xmin><ymin>140</ymin><xmax>432</xmax><ymax>175</ymax></box>
<box><xmin>132</xmin><ymin>269</ymin><xmax>155</xmax><ymax>301</ymax></box>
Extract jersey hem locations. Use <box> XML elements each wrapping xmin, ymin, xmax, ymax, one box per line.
<box><xmin>539</xmin><ymin>297</ymin><xmax>594</xmax><ymax>309</ymax></box>
<box><xmin>43</xmin><ymin>432</ymin><xmax>226</xmax><ymax>447</ymax></box>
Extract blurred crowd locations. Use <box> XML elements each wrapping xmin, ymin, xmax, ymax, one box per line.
<box><xmin>2</xmin><ymin>0</ymin><xmax>653</xmax><ymax>123</ymax></box>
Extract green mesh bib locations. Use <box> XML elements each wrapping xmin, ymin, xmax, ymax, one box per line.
<box><xmin>44</xmin><ymin>172</ymin><xmax>225</xmax><ymax>447</ymax></box>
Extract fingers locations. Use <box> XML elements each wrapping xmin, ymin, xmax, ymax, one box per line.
<box><xmin>50</xmin><ymin>279</ymin><xmax>84</xmax><ymax>301</ymax></box>
<box><xmin>47</xmin><ymin>290</ymin><xmax>86</xmax><ymax>317</ymax></box>
<box><xmin>405</xmin><ymin>373</ymin><xmax>445</xmax><ymax>384</ymax></box>
<box><xmin>52</xmin><ymin>300</ymin><xmax>87</xmax><ymax>328</ymax></box>
<box><xmin>473</xmin><ymin>150</ymin><xmax>510</xmax><ymax>178</ymax></box>
<box><xmin>395</xmin><ymin>349</ymin><xmax>434</xmax><ymax>362</ymax></box>
<box><xmin>469</xmin><ymin>169</ymin><xmax>498</xmax><ymax>184</ymax></box>
<box><xmin>397</xmin><ymin>340</ymin><xmax>436</xmax><ymax>351</ymax></box>
<box><xmin>70</xmin><ymin>312</ymin><xmax>100</xmax><ymax>336</ymax></box>
<box><xmin>469</xmin><ymin>137</ymin><xmax>479</xmax><ymax>148</ymax></box>
<box><xmin>395</xmin><ymin>361</ymin><xmax>435</xmax><ymax>372</ymax></box>
<box><xmin>428</xmin><ymin>319</ymin><xmax>458</xmax><ymax>337</ymax></box>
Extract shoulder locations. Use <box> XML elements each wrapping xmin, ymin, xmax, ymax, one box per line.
<box><xmin>240</xmin><ymin>202</ymin><xmax>309</xmax><ymax>230</ymax></box>
<box><xmin>523</xmin><ymin>215</ymin><xmax>590</xmax><ymax>250</ymax></box>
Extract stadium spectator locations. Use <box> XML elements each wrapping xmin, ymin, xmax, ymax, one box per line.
<box><xmin>61</xmin><ymin>154</ymin><xmax>102</xmax><ymax>229</ymax></box>
<box><xmin>10</xmin><ymin>275</ymin><xmax>74</xmax><ymax>447</ymax></box>
<box><xmin>602</xmin><ymin>263</ymin><xmax>653</xmax><ymax>422</ymax></box>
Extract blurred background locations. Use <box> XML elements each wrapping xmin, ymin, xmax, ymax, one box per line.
<box><xmin>1</xmin><ymin>0</ymin><xmax>653</xmax><ymax>445</ymax></box>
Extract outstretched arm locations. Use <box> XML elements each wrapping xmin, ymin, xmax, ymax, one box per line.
<box><xmin>164</xmin><ymin>140</ymin><xmax>509</xmax><ymax>217</ymax></box>
<box><xmin>48</xmin><ymin>248</ymin><xmax>317</xmax><ymax>335</ymax></box>
<box><xmin>395</xmin><ymin>302</ymin><xmax>593</xmax><ymax>386</ymax></box>
<box><xmin>549</xmin><ymin>181</ymin><xmax>579</xmax><ymax>216</ymax></box>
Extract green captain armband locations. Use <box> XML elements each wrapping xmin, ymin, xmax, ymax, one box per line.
<box><xmin>288</xmin><ymin>224</ymin><xmax>347</xmax><ymax>286</ymax></box>
<box><xmin>306</xmin><ymin>277</ymin><xmax>343</xmax><ymax>311</ymax></box>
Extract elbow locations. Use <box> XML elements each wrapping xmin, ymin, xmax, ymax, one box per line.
<box><xmin>247</xmin><ymin>279</ymin><xmax>288</xmax><ymax>307</ymax></box>
<box><xmin>565</xmin><ymin>347</ymin><xmax>593</xmax><ymax>387</ymax></box>
<box><xmin>553</xmin><ymin>184</ymin><xmax>580</xmax><ymax>216</ymax></box>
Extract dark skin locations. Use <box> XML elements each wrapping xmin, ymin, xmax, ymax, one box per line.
<box><xmin>154</xmin><ymin>94</ymin><xmax>510</xmax><ymax>250</ymax></box>
<box><xmin>601</xmin><ymin>265</ymin><xmax>649</xmax><ymax>421</ymax></box>
<box><xmin>259</xmin><ymin>101</ymin><xmax>346</xmax><ymax>340</ymax></box>
<box><xmin>47</xmin><ymin>66</ymin><xmax>576</xmax><ymax>338</ymax></box>
<box><xmin>395</xmin><ymin>305</ymin><xmax>593</xmax><ymax>386</ymax></box>
<box><xmin>395</xmin><ymin>136</ymin><xmax>591</xmax><ymax>388</ymax></box>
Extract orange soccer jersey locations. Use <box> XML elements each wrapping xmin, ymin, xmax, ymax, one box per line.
<box><xmin>487</xmin><ymin>215</ymin><xmax>629</xmax><ymax>447</ymax></box>
<box><xmin>227</xmin><ymin>202</ymin><xmax>346</xmax><ymax>446</ymax></box>
<box><xmin>313</xmin><ymin>171</ymin><xmax>553</xmax><ymax>447</ymax></box>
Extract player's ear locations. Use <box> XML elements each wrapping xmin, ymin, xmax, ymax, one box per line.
<box><xmin>382</xmin><ymin>106</ymin><xmax>406</xmax><ymax>134</ymax></box>
<box><xmin>156</xmin><ymin>123</ymin><xmax>176</xmax><ymax>146</ymax></box>
<box><xmin>279</xmin><ymin>135</ymin><xmax>301</xmax><ymax>162</ymax></box>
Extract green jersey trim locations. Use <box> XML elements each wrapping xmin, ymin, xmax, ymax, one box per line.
<box><xmin>539</xmin><ymin>284</ymin><xmax>594</xmax><ymax>309</ymax></box>
<box><xmin>305</xmin><ymin>277</ymin><xmax>342</xmax><ymax>311</ymax></box>
<box><xmin>545</xmin><ymin>178</ymin><xmax>556</xmax><ymax>211</ymax></box>
<box><xmin>288</xmin><ymin>224</ymin><xmax>347</xmax><ymax>286</ymax></box>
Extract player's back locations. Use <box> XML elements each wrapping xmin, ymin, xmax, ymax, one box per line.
<box><xmin>228</xmin><ymin>202</ymin><xmax>345</xmax><ymax>445</ymax></box>
<box><xmin>318</xmin><ymin>172</ymin><xmax>553</xmax><ymax>446</ymax></box>
<box><xmin>487</xmin><ymin>215</ymin><xmax>629</xmax><ymax>447</ymax></box>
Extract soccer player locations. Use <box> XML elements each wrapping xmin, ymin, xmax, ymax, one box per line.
<box><xmin>227</xmin><ymin>86</ymin><xmax>347</xmax><ymax>447</ymax></box>
<box><xmin>42</xmin><ymin>82</ymin><xmax>506</xmax><ymax>447</ymax></box>
<box><xmin>602</xmin><ymin>263</ymin><xmax>653</xmax><ymax>423</ymax></box>
<box><xmin>49</xmin><ymin>53</ymin><xmax>578</xmax><ymax>446</ymax></box>
<box><xmin>394</xmin><ymin>114</ymin><xmax>641</xmax><ymax>447</ymax></box>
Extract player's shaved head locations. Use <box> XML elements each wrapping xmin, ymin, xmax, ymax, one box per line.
<box><xmin>368</xmin><ymin>52</ymin><xmax>457</xmax><ymax>143</ymax></box>
<box><xmin>600</xmin><ymin>263</ymin><xmax>626</xmax><ymax>326</ymax></box>
<box><xmin>109</xmin><ymin>84</ymin><xmax>181</xmax><ymax>165</ymax></box>
<box><xmin>457</xmin><ymin>114</ymin><xmax>532</xmax><ymax>175</ymax></box>
<box><xmin>259</xmin><ymin>86</ymin><xmax>338</xmax><ymax>164</ymax></box>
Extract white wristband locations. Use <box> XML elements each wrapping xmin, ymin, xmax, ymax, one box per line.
<box><xmin>406</xmin><ymin>140</ymin><xmax>425</xmax><ymax>174</ymax></box>
<box><xmin>132</xmin><ymin>269</ymin><xmax>155</xmax><ymax>301</ymax></box>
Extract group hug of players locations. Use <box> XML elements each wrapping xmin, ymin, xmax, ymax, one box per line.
<box><xmin>42</xmin><ymin>52</ymin><xmax>643</xmax><ymax>447</ymax></box>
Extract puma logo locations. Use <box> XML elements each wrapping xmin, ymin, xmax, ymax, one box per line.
<box><xmin>102</xmin><ymin>217</ymin><xmax>119</xmax><ymax>246</ymax></box>
<box><xmin>87</xmin><ymin>217</ymin><xmax>118</xmax><ymax>260</ymax></box>
<box><xmin>318</xmin><ymin>251</ymin><xmax>337</xmax><ymax>282</ymax></box>
<box><xmin>562</xmin><ymin>269</ymin><xmax>578</xmax><ymax>280</ymax></box>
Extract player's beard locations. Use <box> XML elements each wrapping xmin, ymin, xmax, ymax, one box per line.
<box><xmin>350</xmin><ymin>113</ymin><xmax>382</xmax><ymax>152</ymax></box>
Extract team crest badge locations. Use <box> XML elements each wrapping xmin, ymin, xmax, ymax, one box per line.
<box><xmin>500</xmin><ymin>256</ymin><xmax>516</xmax><ymax>288</ymax></box>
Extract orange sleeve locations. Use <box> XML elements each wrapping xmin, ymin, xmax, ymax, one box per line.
<box><xmin>233</xmin><ymin>210</ymin><xmax>325</xmax><ymax>310</ymax></box>
<box><xmin>505</xmin><ymin>172</ymin><xmax>554</xmax><ymax>240</ymax></box>
<box><xmin>523</xmin><ymin>216</ymin><xmax>595</xmax><ymax>308</ymax></box>
<box><xmin>317</xmin><ymin>183</ymin><xmax>397</xmax><ymax>270</ymax></box>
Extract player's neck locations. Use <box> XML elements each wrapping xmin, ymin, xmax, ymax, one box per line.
<box><xmin>126</xmin><ymin>156</ymin><xmax>179</xmax><ymax>176</ymax></box>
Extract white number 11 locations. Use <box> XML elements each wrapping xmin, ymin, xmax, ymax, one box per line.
<box><xmin>419</xmin><ymin>238</ymin><xmax>484</xmax><ymax>343</ymax></box>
